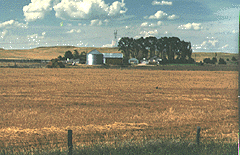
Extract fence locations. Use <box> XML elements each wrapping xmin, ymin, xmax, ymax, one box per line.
<box><xmin>0</xmin><ymin>127</ymin><xmax>202</xmax><ymax>155</ymax></box>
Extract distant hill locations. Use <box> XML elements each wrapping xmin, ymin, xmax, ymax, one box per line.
<box><xmin>0</xmin><ymin>46</ymin><xmax>237</xmax><ymax>63</ymax></box>
<box><xmin>0</xmin><ymin>46</ymin><xmax>120</xmax><ymax>60</ymax></box>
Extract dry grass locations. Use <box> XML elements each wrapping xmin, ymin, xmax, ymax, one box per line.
<box><xmin>0</xmin><ymin>68</ymin><xmax>238</xmax><ymax>152</ymax></box>
<box><xmin>0</xmin><ymin>47</ymin><xmax>120</xmax><ymax>60</ymax></box>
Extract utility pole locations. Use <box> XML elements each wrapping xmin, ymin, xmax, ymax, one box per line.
<box><xmin>114</xmin><ymin>30</ymin><xmax>117</xmax><ymax>47</ymax></box>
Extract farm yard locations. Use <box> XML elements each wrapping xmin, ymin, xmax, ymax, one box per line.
<box><xmin>0</xmin><ymin>68</ymin><xmax>238</xmax><ymax>153</ymax></box>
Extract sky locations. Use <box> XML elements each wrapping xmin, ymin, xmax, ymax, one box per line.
<box><xmin>0</xmin><ymin>0</ymin><xmax>239</xmax><ymax>53</ymax></box>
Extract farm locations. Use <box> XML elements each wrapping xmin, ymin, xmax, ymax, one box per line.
<box><xmin>0</xmin><ymin>68</ymin><xmax>238</xmax><ymax>153</ymax></box>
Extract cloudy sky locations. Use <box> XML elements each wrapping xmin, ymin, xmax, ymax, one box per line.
<box><xmin>0</xmin><ymin>0</ymin><xmax>239</xmax><ymax>53</ymax></box>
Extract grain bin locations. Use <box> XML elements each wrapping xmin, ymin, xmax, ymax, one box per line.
<box><xmin>86</xmin><ymin>49</ymin><xmax>103</xmax><ymax>65</ymax></box>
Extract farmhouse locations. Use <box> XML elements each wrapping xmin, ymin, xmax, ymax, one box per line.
<box><xmin>102</xmin><ymin>53</ymin><xmax>123</xmax><ymax>65</ymax></box>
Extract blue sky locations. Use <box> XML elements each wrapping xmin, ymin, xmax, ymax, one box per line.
<box><xmin>0</xmin><ymin>0</ymin><xmax>239</xmax><ymax>53</ymax></box>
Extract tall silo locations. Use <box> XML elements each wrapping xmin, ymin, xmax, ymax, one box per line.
<box><xmin>86</xmin><ymin>49</ymin><xmax>103</xmax><ymax>65</ymax></box>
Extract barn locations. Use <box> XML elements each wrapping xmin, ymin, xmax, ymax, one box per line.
<box><xmin>102</xmin><ymin>53</ymin><xmax>123</xmax><ymax>65</ymax></box>
<box><xmin>86</xmin><ymin>49</ymin><xmax>103</xmax><ymax>65</ymax></box>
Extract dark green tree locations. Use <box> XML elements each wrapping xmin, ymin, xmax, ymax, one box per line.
<box><xmin>58</xmin><ymin>55</ymin><xmax>63</xmax><ymax>60</ymax></box>
<box><xmin>79</xmin><ymin>51</ymin><xmax>86</xmax><ymax>63</ymax></box>
<box><xmin>118</xmin><ymin>37</ymin><xmax>134</xmax><ymax>63</ymax></box>
<box><xmin>232</xmin><ymin>56</ymin><xmax>237</xmax><ymax>61</ymax></box>
<box><xmin>64</xmin><ymin>50</ymin><xmax>74</xmax><ymax>59</ymax></box>
<box><xmin>145</xmin><ymin>36</ymin><xmax>158</xmax><ymax>58</ymax></box>
<box><xmin>212</xmin><ymin>57</ymin><xmax>217</xmax><ymax>64</ymax></box>
<box><xmin>219</xmin><ymin>58</ymin><xmax>226</xmax><ymax>64</ymax></box>
<box><xmin>73</xmin><ymin>50</ymin><xmax>80</xmax><ymax>59</ymax></box>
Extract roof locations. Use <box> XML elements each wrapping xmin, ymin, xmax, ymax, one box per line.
<box><xmin>87</xmin><ymin>49</ymin><xmax>103</xmax><ymax>55</ymax></box>
<box><xmin>102</xmin><ymin>53</ymin><xmax>123</xmax><ymax>58</ymax></box>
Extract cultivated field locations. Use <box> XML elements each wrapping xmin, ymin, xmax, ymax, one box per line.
<box><xmin>0</xmin><ymin>68</ymin><xmax>238</xmax><ymax>152</ymax></box>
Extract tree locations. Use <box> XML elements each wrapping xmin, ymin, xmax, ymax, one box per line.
<box><xmin>73</xmin><ymin>50</ymin><xmax>80</xmax><ymax>59</ymax></box>
<box><xmin>58</xmin><ymin>55</ymin><xmax>63</xmax><ymax>60</ymax></box>
<box><xmin>212</xmin><ymin>57</ymin><xmax>217</xmax><ymax>64</ymax></box>
<box><xmin>47</xmin><ymin>58</ymin><xmax>65</xmax><ymax>68</ymax></box>
<box><xmin>219</xmin><ymin>58</ymin><xmax>226</xmax><ymax>64</ymax></box>
<box><xmin>232</xmin><ymin>56</ymin><xmax>237</xmax><ymax>61</ymax></box>
<box><xmin>118</xmin><ymin>37</ymin><xmax>134</xmax><ymax>63</ymax></box>
<box><xmin>203</xmin><ymin>58</ymin><xmax>211</xmax><ymax>64</ymax></box>
<box><xmin>79</xmin><ymin>51</ymin><xmax>86</xmax><ymax>64</ymax></box>
<box><xmin>64</xmin><ymin>50</ymin><xmax>74</xmax><ymax>59</ymax></box>
<box><xmin>145</xmin><ymin>36</ymin><xmax>158</xmax><ymax>58</ymax></box>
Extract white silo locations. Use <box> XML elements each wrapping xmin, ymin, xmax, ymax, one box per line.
<box><xmin>86</xmin><ymin>49</ymin><xmax>103</xmax><ymax>65</ymax></box>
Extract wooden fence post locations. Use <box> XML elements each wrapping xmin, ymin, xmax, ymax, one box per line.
<box><xmin>68</xmin><ymin>130</ymin><xmax>73</xmax><ymax>155</ymax></box>
<box><xmin>196</xmin><ymin>126</ymin><xmax>201</xmax><ymax>145</ymax></box>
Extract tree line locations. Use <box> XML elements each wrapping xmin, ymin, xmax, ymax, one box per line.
<box><xmin>58</xmin><ymin>50</ymin><xmax>86</xmax><ymax>63</ymax></box>
<box><xmin>47</xmin><ymin>50</ymin><xmax>86</xmax><ymax>68</ymax></box>
<box><xmin>118</xmin><ymin>36</ymin><xmax>195</xmax><ymax>64</ymax></box>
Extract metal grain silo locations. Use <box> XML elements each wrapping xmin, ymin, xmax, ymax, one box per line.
<box><xmin>86</xmin><ymin>49</ymin><xmax>103</xmax><ymax>65</ymax></box>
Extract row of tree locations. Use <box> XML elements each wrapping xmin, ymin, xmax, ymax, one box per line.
<box><xmin>58</xmin><ymin>50</ymin><xmax>86</xmax><ymax>63</ymax></box>
<box><xmin>118</xmin><ymin>36</ymin><xmax>195</xmax><ymax>64</ymax></box>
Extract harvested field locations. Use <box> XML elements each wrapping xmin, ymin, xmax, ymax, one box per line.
<box><xmin>0</xmin><ymin>68</ymin><xmax>238</xmax><ymax>151</ymax></box>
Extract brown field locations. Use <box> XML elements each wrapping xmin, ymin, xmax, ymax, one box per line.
<box><xmin>0</xmin><ymin>46</ymin><xmax>238</xmax><ymax>63</ymax></box>
<box><xmin>0</xmin><ymin>68</ymin><xmax>238</xmax><ymax>151</ymax></box>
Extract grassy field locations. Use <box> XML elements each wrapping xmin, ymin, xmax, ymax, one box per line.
<box><xmin>0</xmin><ymin>46</ymin><xmax>238</xmax><ymax>63</ymax></box>
<box><xmin>0</xmin><ymin>68</ymin><xmax>238</xmax><ymax>154</ymax></box>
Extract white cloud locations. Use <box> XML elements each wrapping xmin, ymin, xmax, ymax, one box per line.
<box><xmin>208</xmin><ymin>39</ymin><xmax>218</xmax><ymax>47</ymax></box>
<box><xmin>221</xmin><ymin>44</ymin><xmax>229</xmax><ymax>49</ymax></box>
<box><xmin>27</xmin><ymin>33</ymin><xmax>38</xmax><ymax>38</ymax></box>
<box><xmin>149</xmin><ymin>10</ymin><xmax>168</xmax><ymax>19</ymax></box>
<box><xmin>193</xmin><ymin>38</ymin><xmax>219</xmax><ymax>51</ymax></box>
<box><xmin>104</xmin><ymin>19</ymin><xmax>109</xmax><ymax>23</ymax></box>
<box><xmin>90</xmin><ymin>19</ymin><xmax>102</xmax><ymax>26</ymax></box>
<box><xmin>164</xmin><ymin>31</ymin><xmax>170</xmax><ymax>35</ymax></box>
<box><xmin>1</xmin><ymin>29</ymin><xmax>8</xmax><ymax>39</ymax></box>
<box><xmin>102</xmin><ymin>40</ymin><xmax>116</xmax><ymax>47</ymax></box>
<box><xmin>152</xmin><ymin>1</ymin><xmax>172</xmax><ymax>6</ymax></box>
<box><xmin>157</xmin><ymin>21</ymin><xmax>162</xmax><ymax>25</ymax></box>
<box><xmin>167</xmin><ymin>14</ymin><xmax>178</xmax><ymax>20</ymax></box>
<box><xmin>135</xmin><ymin>29</ymin><xmax>158</xmax><ymax>38</ymax></box>
<box><xmin>27</xmin><ymin>32</ymin><xmax>45</xmax><ymax>40</ymax></box>
<box><xmin>0</xmin><ymin>20</ymin><xmax>28</xmax><ymax>29</ymax></box>
<box><xmin>141</xmin><ymin>22</ymin><xmax>148</xmax><ymax>27</ymax></box>
<box><xmin>232</xmin><ymin>30</ymin><xmax>237</xmax><ymax>34</ymax></box>
<box><xmin>147</xmin><ymin>29</ymin><xmax>158</xmax><ymax>35</ymax></box>
<box><xmin>42</xmin><ymin>32</ymin><xmax>46</xmax><ymax>36</ymax></box>
<box><xmin>177</xmin><ymin>23</ymin><xmax>203</xmax><ymax>30</ymax></box>
<box><xmin>66</xmin><ymin>29</ymin><xmax>81</xmax><ymax>33</ymax></box>
<box><xmin>67</xmin><ymin>23</ymin><xmax>72</xmax><ymax>27</ymax></box>
<box><xmin>53</xmin><ymin>0</ymin><xmax>127</xmax><ymax>20</ymax></box>
<box><xmin>23</xmin><ymin>0</ymin><xmax>53</xmax><ymax>21</ymax></box>
<box><xmin>141</xmin><ymin>21</ymin><xmax>163</xmax><ymax>27</ymax></box>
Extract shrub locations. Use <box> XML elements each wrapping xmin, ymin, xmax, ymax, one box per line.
<box><xmin>47</xmin><ymin>58</ymin><xmax>65</xmax><ymax>68</ymax></box>
<box><xmin>199</xmin><ymin>61</ymin><xmax>204</xmax><ymax>66</ymax></box>
<box><xmin>218</xmin><ymin>58</ymin><xmax>226</xmax><ymax>65</ymax></box>
<box><xmin>226</xmin><ymin>58</ymin><xmax>229</xmax><ymax>61</ymax></box>
<box><xmin>232</xmin><ymin>56</ymin><xmax>237</xmax><ymax>61</ymax></box>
